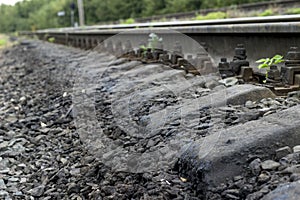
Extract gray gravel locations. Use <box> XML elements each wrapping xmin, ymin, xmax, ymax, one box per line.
<box><xmin>1</xmin><ymin>40</ymin><xmax>300</xmax><ymax>199</ymax></box>
<box><xmin>0</xmin><ymin>41</ymin><xmax>200</xmax><ymax>199</ymax></box>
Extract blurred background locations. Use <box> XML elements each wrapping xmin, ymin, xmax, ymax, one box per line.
<box><xmin>0</xmin><ymin>0</ymin><xmax>299</xmax><ymax>33</ymax></box>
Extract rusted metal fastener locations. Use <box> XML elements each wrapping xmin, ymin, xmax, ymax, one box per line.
<box><xmin>159</xmin><ymin>52</ymin><xmax>170</xmax><ymax>63</ymax></box>
<box><xmin>145</xmin><ymin>48</ymin><xmax>153</xmax><ymax>60</ymax></box>
<box><xmin>152</xmin><ymin>41</ymin><xmax>164</xmax><ymax>61</ymax></box>
<box><xmin>124</xmin><ymin>40</ymin><xmax>135</xmax><ymax>57</ymax></box>
<box><xmin>194</xmin><ymin>52</ymin><xmax>210</xmax><ymax>73</ymax></box>
<box><xmin>230</xmin><ymin>44</ymin><xmax>249</xmax><ymax>75</ymax></box>
<box><xmin>177</xmin><ymin>58</ymin><xmax>189</xmax><ymax>71</ymax></box>
<box><xmin>93</xmin><ymin>38</ymin><xmax>98</xmax><ymax>48</ymax></box>
<box><xmin>173</xmin><ymin>41</ymin><xmax>183</xmax><ymax>54</ymax></box>
<box><xmin>87</xmin><ymin>38</ymin><xmax>92</xmax><ymax>49</ymax></box>
<box><xmin>240</xmin><ymin>66</ymin><xmax>253</xmax><ymax>82</ymax></box>
<box><xmin>202</xmin><ymin>60</ymin><xmax>216</xmax><ymax>75</ymax></box>
<box><xmin>285</xmin><ymin>47</ymin><xmax>300</xmax><ymax>65</ymax></box>
<box><xmin>281</xmin><ymin>46</ymin><xmax>300</xmax><ymax>85</ymax></box>
<box><xmin>124</xmin><ymin>40</ymin><xmax>132</xmax><ymax>52</ymax></box>
<box><xmin>218</xmin><ymin>58</ymin><xmax>234</xmax><ymax>78</ymax></box>
<box><xmin>184</xmin><ymin>55</ymin><xmax>199</xmax><ymax>75</ymax></box>
<box><xmin>171</xmin><ymin>42</ymin><xmax>183</xmax><ymax>65</ymax></box>
<box><xmin>82</xmin><ymin>38</ymin><xmax>86</xmax><ymax>49</ymax></box>
<box><xmin>75</xmin><ymin>38</ymin><xmax>80</xmax><ymax>47</ymax></box>
<box><xmin>87</xmin><ymin>38</ymin><xmax>91</xmax><ymax>49</ymax></box>
<box><xmin>79</xmin><ymin>38</ymin><xmax>83</xmax><ymax>48</ymax></box>
<box><xmin>137</xmin><ymin>41</ymin><xmax>146</xmax><ymax>58</ymax></box>
<box><xmin>105</xmin><ymin>40</ymin><xmax>114</xmax><ymax>53</ymax></box>
<box><xmin>187</xmin><ymin>55</ymin><xmax>193</xmax><ymax>62</ymax></box>
<box><xmin>114</xmin><ymin>40</ymin><xmax>124</xmax><ymax>57</ymax></box>
<box><xmin>268</xmin><ymin>65</ymin><xmax>281</xmax><ymax>81</ymax></box>
<box><xmin>234</xmin><ymin>44</ymin><xmax>247</xmax><ymax>60</ymax></box>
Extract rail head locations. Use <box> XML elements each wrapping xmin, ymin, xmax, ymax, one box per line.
<box><xmin>33</xmin><ymin>22</ymin><xmax>300</xmax><ymax>36</ymax></box>
<box><xmin>35</xmin><ymin>14</ymin><xmax>300</xmax><ymax>34</ymax></box>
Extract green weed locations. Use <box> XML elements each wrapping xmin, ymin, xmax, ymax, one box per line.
<box><xmin>48</xmin><ymin>37</ymin><xmax>55</xmax><ymax>43</ymax></box>
<box><xmin>121</xmin><ymin>18</ymin><xmax>135</xmax><ymax>24</ymax></box>
<box><xmin>0</xmin><ymin>39</ymin><xmax>7</xmax><ymax>46</ymax></box>
<box><xmin>195</xmin><ymin>12</ymin><xmax>227</xmax><ymax>20</ymax></box>
<box><xmin>258</xmin><ymin>9</ymin><xmax>274</xmax><ymax>16</ymax></box>
<box><xmin>256</xmin><ymin>54</ymin><xmax>284</xmax><ymax>83</ymax></box>
<box><xmin>286</xmin><ymin>8</ymin><xmax>300</xmax><ymax>15</ymax></box>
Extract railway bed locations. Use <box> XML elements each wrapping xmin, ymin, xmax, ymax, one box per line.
<box><xmin>12</xmin><ymin>16</ymin><xmax>300</xmax><ymax>199</ymax></box>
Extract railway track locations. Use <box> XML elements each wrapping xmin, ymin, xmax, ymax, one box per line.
<box><xmin>24</xmin><ymin>14</ymin><xmax>300</xmax><ymax>95</ymax></box>
<box><xmin>25</xmin><ymin>15</ymin><xmax>300</xmax><ymax>60</ymax></box>
<box><xmin>17</xmin><ymin>15</ymin><xmax>300</xmax><ymax>199</ymax></box>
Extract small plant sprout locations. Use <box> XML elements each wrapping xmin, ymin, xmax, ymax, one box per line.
<box><xmin>139</xmin><ymin>33</ymin><xmax>163</xmax><ymax>57</ymax></box>
<box><xmin>148</xmin><ymin>33</ymin><xmax>163</xmax><ymax>50</ymax></box>
<box><xmin>140</xmin><ymin>33</ymin><xmax>163</xmax><ymax>50</ymax></box>
<box><xmin>256</xmin><ymin>54</ymin><xmax>284</xmax><ymax>83</ymax></box>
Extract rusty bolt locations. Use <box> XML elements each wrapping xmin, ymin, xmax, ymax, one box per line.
<box><xmin>235</xmin><ymin>44</ymin><xmax>246</xmax><ymax>57</ymax></box>
<box><xmin>286</xmin><ymin>47</ymin><xmax>300</xmax><ymax>61</ymax></box>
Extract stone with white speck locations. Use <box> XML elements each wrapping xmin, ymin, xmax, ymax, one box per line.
<box><xmin>0</xmin><ymin>179</ymin><xmax>7</xmax><ymax>189</ymax></box>
<box><xmin>0</xmin><ymin>190</ymin><xmax>9</xmax><ymax>197</ymax></box>
<box><xmin>28</xmin><ymin>185</ymin><xmax>45</xmax><ymax>197</ymax></box>
<box><xmin>8</xmin><ymin>177</ymin><xmax>19</xmax><ymax>182</ymax></box>
<box><xmin>13</xmin><ymin>191</ymin><xmax>23</xmax><ymax>196</ymax></box>
<box><xmin>249</xmin><ymin>158</ymin><xmax>261</xmax><ymax>175</ymax></box>
<box><xmin>261</xmin><ymin>160</ymin><xmax>280</xmax><ymax>170</ymax></box>
<box><xmin>20</xmin><ymin>178</ymin><xmax>27</xmax><ymax>183</ymax></box>
<box><xmin>0</xmin><ymin>141</ymin><xmax>9</xmax><ymax>150</ymax></box>
<box><xmin>276</xmin><ymin>146</ymin><xmax>292</xmax><ymax>160</ymax></box>
<box><xmin>293</xmin><ymin>145</ymin><xmax>300</xmax><ymax>153</ymax></box>
<box><xmin>262</xmin><ymin>180</ymin><xmax>300</xmax><ymax>200</ymax></box>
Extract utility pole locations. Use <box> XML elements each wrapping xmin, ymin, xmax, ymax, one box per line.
<box><xmin>77</xmin><ymin>0</ymin><xmax>85</xmax><ymax>26</ymax></box>
<box><xmin>71</xmin><ymin>9</ymin><xmax>75</xmax><ymax>27</ymax></box>
<box><xmin>70</xmin><ymin>2</ymin><xmax>75</xmax><ymax>27</ymax></box>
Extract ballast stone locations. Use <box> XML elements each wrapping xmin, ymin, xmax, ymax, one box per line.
<box><xmin>178</xmin><ymin>105</ymin><xmax>300</xmax><ymax>188</ymax></box>
<box><xmin>262</xmin><ymin>180</ymin><xmax>300</xmax><ymax>200</ymax></box>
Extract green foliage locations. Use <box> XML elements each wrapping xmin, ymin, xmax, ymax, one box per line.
<box><xmin>0</xmin><ymin>0</ymin><xmax>77</xmax><ymax>33</ymax></box>
<box><xmin>0</xmin><ymin>34</ymin><xmax>14</xmax><ymax>48</ymax></box>
<box><xmin>258</xmin><ymin>9</ymin><xmax>274</xmax><ymax>16</ymax></box>
<box><xmin>0</xmin><ymin>0</ymin><xmax>275</xmax><ymax>33</ymax></box>
<box><xmin>163</xmin><ymin>0</ymin><xmax>202</xmax><ymax>14</ymax></box>
<box><xmin>0</xmin><ymin>34</ymin><xmax>9</xmax><ymax>47</ymax></box>
<box><xmin>0</xmin><ymin>38</ymin><xmax>7</xmax><ymax>46</ymax></box>
<box><xmin>286</xmin><ymin>8</ymin><xmax>300</xmax><ymax>15</ymax></box>
<box><xmin>195</xmin><ymin>12</ymin><xmax>227</xmax><ymax>20</ymax></box>
<box><xmin>256</xmin><ymin>55</ymin><xmax>284</xmax><ymax>69</ymax></box>
<box><xmin>121</xmin><ymin>18</ymin><xmax>135</xmax><ymax>24</ymax></box>
<box><xmin>200</xmin><ymin>0</ymin><xmax>272</xmax><ymax>9</ymax></box>
<box><xmin>256</xmin><ymin>54</ymin><xmax>284</xmax><ymax>82</ymax></box>
<box><xmin>48</xmin><ymin>37</ymin><xmax>55</xmax><ymax>43</ymax></box>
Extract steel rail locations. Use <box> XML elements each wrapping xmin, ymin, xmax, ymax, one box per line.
<box><xmin>21</xmin><ymin>15</ymin><xmax>300</xmax><ymax>73</ymax></box>
<box><xmin>36</xmin><ymin>14</ymin><xmax>300</xmax><ymax>33</ymax></box>
<box><xmin>20</xmin><ymin>14</ymin><xmax>300</xmax><ymax>96</ymax></box>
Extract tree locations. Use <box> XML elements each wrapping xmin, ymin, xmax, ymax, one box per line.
<box><xmin>0</xmin><ymin>0</ymin><xmax>275</xmax><ymax>33</ymax></box>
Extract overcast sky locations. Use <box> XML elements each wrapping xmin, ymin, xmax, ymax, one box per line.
<box><xmin>0</xmin><ymin>0</ymin><xmax>24</xmax><ymax>5</ymax></box>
